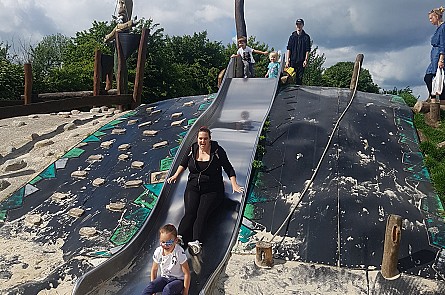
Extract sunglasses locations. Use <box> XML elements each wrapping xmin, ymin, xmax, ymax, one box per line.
<box><xmin>160</xmin><ymin>239</ymin><xmax>175</xmax><ymax>247</ymax></box>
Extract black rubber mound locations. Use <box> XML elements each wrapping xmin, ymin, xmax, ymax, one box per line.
<box><xmin>241</xmin><ymin>85</ymin><xmax>445</xmax><ymax>280</ymax></box>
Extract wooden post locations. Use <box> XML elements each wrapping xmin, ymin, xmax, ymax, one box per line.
<box><xmin>235</xmin><ymin>0</ymin><xmax>247</xmax><ymax>39</ymax></box>
<box><xmin>24</xmin><ymin>63</ymin><xmax>33</xmax><ymax>105</ymax></box>
<box><xmin>381</xmin><ymin>214</ymin><xmax>402</xmax><ymax>279</ymax></box>
<box><xmin>255</xmin><ymin>241</ymin><xmax>273</xmax><ymax>268</ymax></box>
<box><xmin>350</xmin><ymin>54</ymin><xmax>364</xmax><ymax>91</ymax></box>
<box><xmin>132</xmin><ymin>28</ymin><xmax>149</xmax><ymax>108</ymax></box>
<box><xmin>115</xmin><ymin>32</ymin><xmax>126</xmax><ymax>111</ymax></box>
<box><xmin>93</xmin><ymin>49</ymin><xmax>102</xmax><ymax>96</ymax></box>
<box><xmin>430</xmin><ymin>95</ymin><xmax>441</xmax><ymax>124</ymax></box>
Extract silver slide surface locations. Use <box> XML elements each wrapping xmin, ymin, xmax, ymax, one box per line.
<box><xmin>73</xmin><ymin>59</ymin><xmax>280</xmax><ymax>294</ymax></box>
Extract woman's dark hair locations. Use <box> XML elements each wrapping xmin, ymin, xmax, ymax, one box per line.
<box><xmin>198</xmin><ymin>126</ymin><xmax>211</xmax><ymax>138</ymax></box>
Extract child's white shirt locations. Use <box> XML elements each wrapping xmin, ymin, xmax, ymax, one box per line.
<box><xmin>237</xmin><ymin>46</ymin><xmax>255</xmax><ymax>63</ymax></box>
<box><xmin>153</xmin><ymin>244</ymin><xmax>187</xmax><ymax>279</ymax></box>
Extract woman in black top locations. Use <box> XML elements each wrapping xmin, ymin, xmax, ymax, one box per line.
<box><xmin>167</xmin><ymin>126</ymin><xmax>243</xmax><ymax>254</ymax></box>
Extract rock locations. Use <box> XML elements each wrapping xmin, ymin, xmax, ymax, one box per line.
<box><xmin>70</xmin><ymin>119</ymin><xmax>82</xmax><ymax>125</ymax></box>
<box><xmin>127</xmin><ymin>119</ymin><xmax>138</xmax><ymax>125</ymax></box>
<box><xmin>30</xmin><ymin>133</ymin><xmax>39</xmax><ymax>140</ymax></box>
<box><xmin>114</xmin><ymin>109</ymin><xmax>122</xmax><ymax>114</ymax></box>
<box><xmin>152</xmin><ymin>109</ymin><xmax>161</xmax><ymax>115</ymax></box>
<box><xmin>92</xmin><ymin>178</ymin><xmax>105</xmax><ymax>187</ymax></box>
<box><xmin>58</xmin><ymin>111</ymin><xmax>71</xmax><ymax>116</ymax></box>
<box><xmin>183</xmin><ymin>101</ymin><xmax>194</xmax><ymax>107</ymax></box>
<box><xmin>44</xmin><ymin>150</ymin><xmax>55</xmax><ymax>157</ymax></box>
<box><xmin>92</xmin><ymin>120</ymin><xmax>100</xmax><ymax>125</ymax></box>
<box><xmin>25</xmin><ymin>214</ymin><xmax>42</xmax><ymax>226</ymax></box>
<box><xmin>90</xmin><ymin>107</ymin><xmax>102</xmax><ymax>113</ymax></box>
<box><xmin>51</xmin><ymin>192</ymin><xmax>69</xmax><ymax>202</ymax></box>
<box><xmin>28</xmin><ymin>114</ymin><xmax>39</xmax><ymax>118</ymax></box>
<box><xmin>118</xmin><ymin>144</ymin><xmax>131</xmax><ymax>151</ymax></box>
<box><xmin>87</xmin><ymin>154</ymin><xmax>104</xmax><ymax>162</ymax></box>
<box><xmin>69</xmin><ymin>133</ymin><xmax>80</xmax><ymax>138</ymax></box>
<box><xmin>112</xmin><ymin>128</ymin><xmax>126</xmax><ymax>135</ymax></box>
<box><xmin>108</xmin><ymin>108</ymin><xmax>116</xmax><ymax>113</ymax></box>
<box><xmin>171</xmin><ymin>119</ymin><xmax>186</xmax><ymax>127</ymax></box>
<box><xmin>101</xmin><ymin>140</ymin><xmax>114</xmax><ymax>149</ymax></box>
<box><xmin>77</xmin><ymin>142</ymin><xmax>88</xmax><ymax>148</ymax></box>
<box><xmin>3</xmin><ymin>159</ymin><xmax>27</xmax><ymax>172</ymax></box>
<box><xmin>171</xmin><ymin>112</ymin><xmax>183</xmax><ymax>119</ymax></box>
<box><xmin>151</xmin><ymin>171</ymin><xmax>168</xmax><ymax>184</ymax></box>
<box><xmin>153</xmin><ymin>141</ymin><xmax>168</xmax><ymax>149</ymax></box>
<box><xmin>0</xmin><ymin>179</ymin><xmax>11</xmax><ymax>191</ymax></box>
<box><xmin>146</xmin><ymin>107</ymin><xmax>155</xmax><ymax>113</ymax></box>
<box><xmin>71</xmin><ymin>110</ymin><xmax>81</xmax><ymax>115</ymax></box>
<box><xmin>34</xmin><ymin>139</ymin><xmax>54</xmax><ymax>148</ymax></box>
<box><xmin>100</xmin><ymin>106</ymin><xmax>109</xmax><ymax>112</ymax></box>
<box><xmin>13</xmin><ymin>121</ymin><xmax>26</xmax><ymax>127</ymax></box>
<box><xmin>125</xmin><ymin>179</ymin><xmax>143</xmax><ymax>188</ymax></box>
<box><xmin>64</xmin><ymin>123</ymin><xmax>76</xmax><ymax>131</ymax></box>
<box><xmin>6</xmin><ymin>146</ymin><xmax>16</xmax><ymax>153</ymax></box>
<box><xmin>71</xmin><ymin>170</ymin><xmax>88</xmax><ymax>179</ymax></box>
<box><xmin>118</xmin><ymin>154</ymin><xmax>130</xmax><ymax>161</ymax></box>
<box><xmin>106</xmin><ymin>202</ymin><xmax>126</xmax><ymax>212</ymax></box>
<box><xmin>68</xmin><ymin>208</ymin><xmax>85</xmax><ymax>218</ymax></box>
<box><xmin>79</xmin><ymin>227</ymin><xmax>97</xmax><ymax>237</ymax></box>
<box><xmin>131</xmin><ymin>161</ymin><xmax>144</xmax><ymax>169</ymax></box>
<box><xmin>143</xmin><ymin>130</ymin><xmax>158</xmax><ymax>137</ymax></box>
<box><xmin>138</xmin><ymin>121</ymin><xmax>152</xmax><ymax>128</ymax></box>
<box><xmin>437</xmin><ymin>140</ymin><xmax>445</xmax><ymax>148</ymax></box>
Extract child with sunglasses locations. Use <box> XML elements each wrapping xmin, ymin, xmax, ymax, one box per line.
<box><xmin>141</xmin><ymin>224</ymin><xmax>190</xmax><ymax>295</ymax></box>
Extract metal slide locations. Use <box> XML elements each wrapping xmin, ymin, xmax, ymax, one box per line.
<box><xmin>73</xmin><ymin>58</ymin><xmax>282</xmax><ymax>294</ymax></box>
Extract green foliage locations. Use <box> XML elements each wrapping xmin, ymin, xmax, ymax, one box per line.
<box><xmin>0</xmin><ymin>59</ymin><xmax>23</xmax><ymax>100</ymax></box>
<box><xmin>303</xmin><ymin>45</ymin><xmax>325</xmax><ymax>86</ymax></box>
<box><xmin>401</xmin><ymin>91</ymin><xmax>445</xmax><ymax>204</ymax></box>
<box><xmin>383</xmin><ymin>87</ymin><xmax>417</xmax><ymax>107</ymax></box>
<box><xmin>322</xmin><ymin>61</ymin><xmax>379</xmax><ymax>93</ymax></box>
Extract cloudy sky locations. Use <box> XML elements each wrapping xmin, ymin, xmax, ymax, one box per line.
<box><xmin>0</xmin><ymin>0</ymin><xmax>442</xmax><ymax>98</ymax></box>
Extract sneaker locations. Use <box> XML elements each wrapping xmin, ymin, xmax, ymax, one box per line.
<box><xmin>188</xmin><ymin>240</ymin><xmax>202</xmax><ymax>255</ymax></box>
<box><xmin>244</xmin><ymin>75</ymin><xmax>248</xmax><ymax>79</ymax></box>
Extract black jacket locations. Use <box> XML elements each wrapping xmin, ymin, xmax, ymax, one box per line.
<box><xmin>180</xmin><ymin>140</ymin><xmax>236</xmax><ymax>192</ymax></box>
<box><xmin>287</xmin><ymin>30</ymin><xmax>311</xmax><ymax>63</ymax></box>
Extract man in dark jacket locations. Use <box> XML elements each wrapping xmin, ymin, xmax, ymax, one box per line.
<box><xmin>286</xmin><ymin>18</ymin><xmax>311</xmax><ymax>85</ymax></box>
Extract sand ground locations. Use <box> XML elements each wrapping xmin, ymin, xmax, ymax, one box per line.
<box><xmin>1</xmin><ymin>108</ymin><xmax>444</xmax><ymax>295</ymax></box>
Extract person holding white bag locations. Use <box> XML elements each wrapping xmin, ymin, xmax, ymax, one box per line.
<box><xmin>424</xmin><ymin>6</ymin><xmax>445</xmax><ymax>101</ymax></box>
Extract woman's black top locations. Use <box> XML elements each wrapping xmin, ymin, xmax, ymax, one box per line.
<box><xmin>180</xmin><ymin>140</ymin><xmax>236</xmax><ymax>193</ymax></box>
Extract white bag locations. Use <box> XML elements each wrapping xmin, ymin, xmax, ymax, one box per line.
<box><xmin>432</xmin><ymin>67</ymin><xmax>444</xmax><ymax>95</ymax></box>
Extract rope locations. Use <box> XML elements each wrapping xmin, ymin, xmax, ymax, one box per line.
<box><xmin>268</xmin><ymin>60</ymin><xmax>363</xmax><ymax>243</ymax></box>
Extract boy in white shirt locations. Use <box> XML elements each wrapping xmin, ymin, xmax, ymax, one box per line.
<box><xmin>231</xmin><ymin>36</ymin><xmax>268</xmax><ymax>78</ymax></box>
<box><xmin>141</xmin><ymin>224</ymin><xmax>190</xmax><ymax>295</ymax></box>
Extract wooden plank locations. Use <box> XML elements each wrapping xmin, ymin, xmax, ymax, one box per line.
<box><xmin>0</xmin><ymin>94</ymin><xmax>133</xmax><ymax>119</ymax></box>
<box><xmin>0</xmin><ymin>100</ymin><xmax>23</xmax><ymax>107</ymax></box>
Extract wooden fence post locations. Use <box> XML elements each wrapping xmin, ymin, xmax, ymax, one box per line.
<box><xmin>350</xmin><ymin>54</ymin><xmax>364</xmax><ymax>91</ymax></box>
<box><xmin>430</xmin><ymin>96</ymin><xmax>441</xmax><ymax>125</ymax></box>
<box><xmin>132</xmin><ymin>28</ymin><xmax>149</xmax><ymax>108</ymax></box>
<box><xmin>381</xmin><ymin>214</ymin><xmax>402</xmax><ymax>279</ymax></box>
<box><xmin>255</xmin><ymin>241</ymin><xmax>273</xmax><ymax>268</ymax></box>
<box><xmin>93</xmin><ymin>49</ymin><xmax>102</xmax><ymax>96</ymax></box>
<box><xmin>24</xmin><ymin>63</ymin><xmax>33</xmax><ymax>105</ymax></box>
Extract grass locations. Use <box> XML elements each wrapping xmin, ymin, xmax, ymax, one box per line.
<box><xmin>401</xmin><ymin>91</ymin><xmax>445</xmax><ymax>205</ymax></box>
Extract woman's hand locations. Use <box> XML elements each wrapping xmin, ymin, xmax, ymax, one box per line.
<box><xmin>232</xmin><ymin>182</ymin><xmax>244</xmax><ymax>194</ymax></box>
<box><xmin>166</xmin><ymin>175</ymin><xmax>177</xmax><ymax>184</ymax></box>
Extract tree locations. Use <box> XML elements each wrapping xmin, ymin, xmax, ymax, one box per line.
<box><xmin>303</xmin><ymin>45</ymin><xmax>325</xmax><ymax>86</ymax></box>
<box><xmin>322</xmin><ymin>61</ymin><xmax>379</xmax><ymax>93</ymax></box>
<box><xmin>0</xmin><ymin>43</ymin><xmax>23</xmax><ymax>100</ymax></box>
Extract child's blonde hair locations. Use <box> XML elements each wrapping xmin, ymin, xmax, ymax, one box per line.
<box><xmin>269</xmin><ymin>51</ymin><xmax>279</xmax><ymax>60</ymax></box>
<box><xmin>160</xmin><ymin>224</ymin><xmax>178</xmax><ymax>237</ymax></box>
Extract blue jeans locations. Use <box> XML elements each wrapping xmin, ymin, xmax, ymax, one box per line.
<box><xmin>141</xmin><ymin>277</ymin><xmax>184</xmax><ymax>295</ymax></box>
